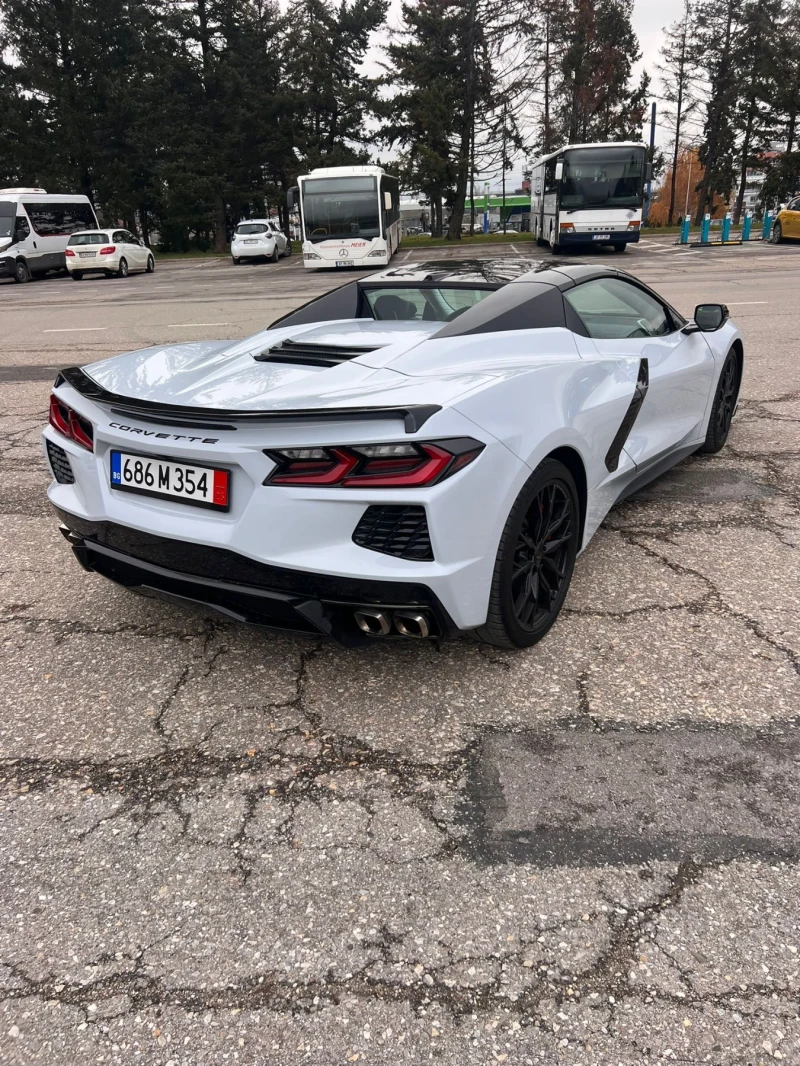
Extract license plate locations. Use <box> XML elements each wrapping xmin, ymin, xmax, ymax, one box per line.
<box><xmin>335</xmin><ymin>260</ymin><xmax>354</xmax><ymax>267</ymax></box>
<box><xmin>78</xmin><ymin>251</ymin><xmax>96</xmax><ymax>258</ymax></box>
<box><xmin>592</xmin><ymin>234</ymin><xmax>611</xmax><ymax>241</ymax></box>
<box><xmin>243</xmin><ymin>239</ymin><xmax>258</xmax><ymax>244</ymax></box>
<box><xmin>110</xmin><ymin>451</ymin><xmax>230</xmax><ymax>511</ymax></box>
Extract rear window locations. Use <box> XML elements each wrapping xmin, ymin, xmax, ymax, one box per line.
<box><xmin>236</xmin><ymin>223</ymin><xmax>268</xmax><ymax>235</ymax></box>
<box><xmin>365</xmin><ymin>286</ymin><xmax>493</xmax><ymax>322</ymax></box>
<box><xmin>68</xmin><ymin>233</ymin><xmax>109</xmax><ymax>246</ymax></box>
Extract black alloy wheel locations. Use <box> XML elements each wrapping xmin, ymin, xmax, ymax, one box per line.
<box><xmin>771</xmin><ymin>222</ymin><xmax>783</xmax><ymax>244</ymax></box>
<box><xmin>14</xmin><ymin>259</ymin><xmax>30</xmax><ymax>283</ymax></box>
<box><xmin>476</xmin><ymin>458</ymin><xmax>580</xmax><ymax>649</ymax></box>
<box><xmin>700</xmin><ymin>349</ymin><xmax>740</xmax><ymax>453</ymax></box>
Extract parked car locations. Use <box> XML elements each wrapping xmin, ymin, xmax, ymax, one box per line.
<box><xmin>44</xmin><ymin>258</ymin><xmax>743</xmax><ymax>650</ymax></box>
<box><xmin>231</xmin><ymin>220</ymin><xmax>291</xmax><ymax>264</ymax></box>
<box><xmin>771</xmin><ymin>197</ymin><xmax>800</xmax><ymax>243</ymax></box>
<box><xmin>66</xmin><ymin>229</ymin><xmax>154</xmax><ymax>280</ymax></box>
<box><xmin>0</xmin><ymin>189</ymin><xmax>98</xmax><ymax>283</ymax></box>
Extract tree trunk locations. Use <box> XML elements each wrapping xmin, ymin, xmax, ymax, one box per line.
<box><xmin>446</xmin><ymin>0</ymin><xmax>477</xmax><ymax>240</ymax></box>
<box><xmin>214</xmin><ymin>192</ymin><xmax>227</xmax><ymax>252</ymax></box>
<box><xmin>140</xmin><ymin>209</ymin><xmax>151</xmax><ymax>248</ymax></box>
<box><xmin>733</xmin><ymin>101</ymin><xmax>756</xmax><ymax>224</ymax></box>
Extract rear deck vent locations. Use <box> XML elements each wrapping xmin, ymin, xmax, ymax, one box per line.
<box><xmin>353</xmin><ymin>505</ymin><xmax>433</xmax><ymax>561</ymax></box>
<box><xmin>46</xmin><ymin>440</ymin><xmax>74</xmax><ymax>484</ymax></box>
<box><xmin>255</xmin><ymin>338</ymin><xmax>384</xmax><ymax>368</ymax></box>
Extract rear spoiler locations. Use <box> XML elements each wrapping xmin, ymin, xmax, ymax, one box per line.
<box><xmin>56</xmin><ymin>366</ymin><xmax>441</xmax><ymax>434</ymax></box>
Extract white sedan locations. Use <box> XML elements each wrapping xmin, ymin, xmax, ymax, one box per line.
<box><xmin>66</xmin><ymin>229</ymin><xmax>155</xmax><ymax>280</ymax></box>
<box><xmin>231</xmin><ymin>220</ymin><xmax>291</xmax><ymax>264</ymax></box>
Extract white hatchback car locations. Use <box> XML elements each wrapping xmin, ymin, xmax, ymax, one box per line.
<box><xmin>231</xmin><ymin>219</ymin><xmax>291</xmax><ymax>265</ymax></box>
<box><xmin>66</xmin><ymin>229</ymin><xmax>155</xmax><ymax>281</ymax></box>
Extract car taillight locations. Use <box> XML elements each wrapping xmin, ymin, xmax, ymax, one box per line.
<box><xmin>99</xmin><ymin>246</ymin><xmax>116</xmax><ymax>255</ymax></box>
<box><xmin>49</xmin><ymin>394</ymin><xmax>94</xmax><ymax>451</ymax></box>
<box><xmin>263</xmin><ymin>438</ymin><xmax>484</xmax><ymax>488</ymax></box>
<box><xmin>65</xmin><ymin>248</ymin><xmax>75</xmax><ymax>257</ymax></box>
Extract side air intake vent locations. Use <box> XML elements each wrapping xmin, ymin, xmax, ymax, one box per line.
<box><xmin>255</xmin><ymin>338</ymin><xmax>384</xmax><ymax>368</ymax></box>
<box><xmin>46</xmin><ymin>440</ymin><xmax>75</xmax><ymax>484</ymax></box>
<box><xmin>353</xmin><ymin>505</ymin><xmax>433</xmax><ymax>561</ymax></box>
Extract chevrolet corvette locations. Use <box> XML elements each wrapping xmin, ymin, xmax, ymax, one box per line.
<box><xmin>43</xmin><ymin>258</ymin><xmax>742</xmax><ymax>648</ymax></box>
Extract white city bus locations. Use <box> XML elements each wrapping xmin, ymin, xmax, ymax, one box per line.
<box><xmin>289</xmin><ymin>165</ymin><xmax>401</xmax><ymax>270</ymax></box>
<box><xmin>530</xmin><ymin>142</ymin><xmax>651</xmax><ymax>254</ymax></box>
<box><xmin>0</xmin><ymin>189</ymin><xmax>99</xmax><ymax>282</ymax></box>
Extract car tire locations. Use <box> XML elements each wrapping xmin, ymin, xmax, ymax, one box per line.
<box><xmin>613</xmin><ymin>243</ymin><xmax>627</xmax><ymax>253</ymax></box>
<box><xmin>269</xmin><ymin>245</ymin><xmax>279</xmax><ymax>264</ymax></box>
<box><xmin>117</xmin><ymin>258</ymin><xmax>129</xmax><ymax>278</ymax></box>
<box><xmin>474</xmin><ymin>458</ymin><xmax>580</xmax><ymax>649</ymax></box>
<box><xmin>13</xmin><ymin>259</ymin><xmax>30</xmax><ymax>283</ymax></box>
<box><xmin>146</xmin><ymin>255</ymin><xmax>155</xmax><ymax>273</ymax></box>
<box><xmin>284</xmin><ymin>239</ymin><xmax>292</xmax><ymax>258</ymax></box>
<box><xmin>232</xmin><ymin>256</ymin><xmax>240</xmax><ymax>265</ymax></box>
<box><xmin>771</xmin><ymin>222</ymin><xmax>783</xmax><ymax>244</ymax></box>
<box><xmin>699</xmin><ymin>347</ymin><xmax>740</xmax><ymax>454</ymax></box>
<box><xmin>71</xmin><ymin>272</ymin><xmax>84</xmax><ymax>281</ymax></box>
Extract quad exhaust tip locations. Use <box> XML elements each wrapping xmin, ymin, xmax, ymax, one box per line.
<box><xmin>393</xmin><ymin>611</ymin><xmax>431</xmax><ymax>639</ymax></box>
<box><xmin>354</xmin><ymin>608</ymin><xmax>392</xmax><ymax>636</ymax></box>
<box><xmin>354</xmin><ymin>608</ymin><xmax>432</xmax><ymax>639</ymax></box>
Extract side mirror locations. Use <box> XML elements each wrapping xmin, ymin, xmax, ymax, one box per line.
<box><xmin>690</xmin><ymin>303</ymin><xmax>729</xmax><ymax>332</ymax></box>
<box><xmin>287</xmin><ymin>186</ymin><xmax>298</xmax><ymax>212</ymax></box>
<box><xmin>554</xmin><ymin>161</ymin><xmax>564</xmax><ymax>181</ymax></box>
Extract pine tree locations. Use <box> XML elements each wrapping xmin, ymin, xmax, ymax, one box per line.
<box><xmin>690</xmin><ymin>0</ymin><xmax>744</xmax><ymax>223</ymax></box>
<box><xmin>730</xmin><ymin>0</ymin><xmax>783</xmax><ymax>222</ymax></box>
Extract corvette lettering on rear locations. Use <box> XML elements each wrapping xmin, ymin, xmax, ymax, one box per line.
<box><xmin>109</xmin><ymin>422</ymin><xmax>219</xmax><ymax>444</ymax></box>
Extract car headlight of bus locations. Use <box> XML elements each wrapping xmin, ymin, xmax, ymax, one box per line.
<box><xmin>304</xmin><ymin>252</ymin><xmax>322</xmax><ymax>260</ymax></box>
<box><xmin>367</xmin><ymin>249</ymin><xmax>386</xmax><ymax>257</ymax></box>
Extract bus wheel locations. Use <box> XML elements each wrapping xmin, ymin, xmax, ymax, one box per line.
<box><xmin>14</xmin><ymin>259</ymin><xmax>31</xmax><ymax>283</ymax></box>
<box><xmin>613</xmin><ymin>244</ymin><xmax>627</xmax><ymax>253</ymax></box>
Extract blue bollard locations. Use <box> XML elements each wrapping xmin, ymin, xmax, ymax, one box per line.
<box><xmin>762</xmin><ymin>211</ymin><xmax>772</xmax><ymax>240</ymax></box>
<box><xmin>680</xmin><ymin>215</ymin><xmax>691</xmax><ymax>244</ymax></box>
<box><xmin>742</xmin><ymin>211</ymin><xmax>752</xmax><ymax>241</ymax></box>
<box><xmin>700</xmin><ymin>213</ymin><xmax>711</xmax><ymax>243</ymax></box>
<box><xmin>721</xmin><ymin>213</ymin><xmax>731</xmax><ymax>242</ymax></box>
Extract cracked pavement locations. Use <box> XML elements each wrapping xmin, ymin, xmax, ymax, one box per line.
<box><xmin>2</xmin><ymin>247</ymin><xmax>800</xmax><ymax>1064</ymax></box>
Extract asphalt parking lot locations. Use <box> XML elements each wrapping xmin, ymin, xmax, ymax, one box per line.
<box><xmin>1</xmin><ymin>237</ymin><xmax>800</xmax><ymax>1065</ymax></box>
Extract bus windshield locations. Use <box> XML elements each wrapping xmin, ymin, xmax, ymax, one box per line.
<box><xmin>561</xmin><ymin>147</ymin><xmax>645</xmax><ymax>210</ymax></box>
<box><xmin>302</xmin><ymin>177</ymin><xmax>380</xmax><ymax>242</ymax></box>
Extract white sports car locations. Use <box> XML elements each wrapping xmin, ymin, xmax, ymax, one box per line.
<box><xmin>43</xmin><ymin>259</ymin><xmax>742</xmax><ymax>648</ymax></box>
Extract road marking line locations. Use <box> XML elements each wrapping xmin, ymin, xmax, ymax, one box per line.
<box><xmin>165</xmin><ymin>322</ymin><xmax>231</xmax><ymax>327</ymax></box>
<box><xmin>43</xmin><ymin>327</ymin><xmax>108</xmax><ymax>333</ymax></box>
<box><xmin>402</xmin><ymin>250</ymin><xmax>412</xmax><ymax>260</ymax></box>
<box><xmin>509</xmin><ymin>244</ymin><xmax>520</xmax><ymax>253</ymax></box>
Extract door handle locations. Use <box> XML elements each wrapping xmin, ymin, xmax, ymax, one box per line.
<box><xmin>33</xmin><ymin>241</ymin><xmax>37</xmax><ymax>248</ymax></box>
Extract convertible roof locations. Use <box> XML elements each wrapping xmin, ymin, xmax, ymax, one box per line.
<box><xmin>270</xmin><ymin>258</ymin><xmax>628</xmax><ymax>333</ymax></box>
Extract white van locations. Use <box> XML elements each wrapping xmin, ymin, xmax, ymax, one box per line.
<box><xmin>0</xmin><ymin>189</ymin><xmax>99</xmax><ymax>283</ymax></box>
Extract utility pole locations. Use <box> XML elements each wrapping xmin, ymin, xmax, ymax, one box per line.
<box><xmin>502</xmin><ymin>101</ymin><xmax>507</xmax><ymax>234</ymax></box>
<box><xmin>643</xmin><ymin>101</ymin><xmax>656</xmax><ymax>225</ymax></box>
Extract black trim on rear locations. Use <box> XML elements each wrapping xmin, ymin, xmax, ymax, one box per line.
<box><xmin>57</xmin><ymin>366</ymin><xmax>441</xmax><ymax>434</ymax></box>
<box><xmin>54</xmin><ymin>509</ymin><xmax>460</xmax><ymax>645</ymax></box>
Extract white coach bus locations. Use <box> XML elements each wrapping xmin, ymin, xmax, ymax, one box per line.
<box><xmin>289</xmin><ymin>165</ymin><xmax>401</xmax><ymax>270</ymax></box>
<box><xmin>530</xmin><ymin>142</ymin><xmax>651</xmax><ymax>254</ymax></box>
<box><xmin>0</xmin><ymin>189</ymin><xmax>99</xmax><ymax>282</ymax></box>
